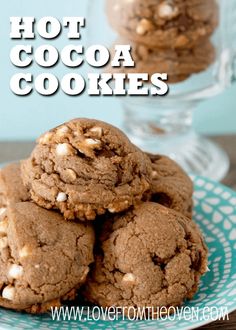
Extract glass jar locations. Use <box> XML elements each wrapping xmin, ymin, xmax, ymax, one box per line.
<box><xmin>87</xmin><ymin>0</ymin><xmax>236</xmax><ymax>180</ymax></box>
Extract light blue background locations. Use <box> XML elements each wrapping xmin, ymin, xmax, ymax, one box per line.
<box><xmin>0</xmin><ymin>0</ymin><xmax>235</xmax><ymax>141</ymax></box>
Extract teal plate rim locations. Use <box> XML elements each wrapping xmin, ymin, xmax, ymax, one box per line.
<box><xmin>0</xmin><ymin>174</ymin><xmax>236</xmax><ymax>330</ymax></box>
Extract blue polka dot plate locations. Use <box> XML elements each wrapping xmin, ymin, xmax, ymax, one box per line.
<box><xmin>0</xmin><ymin>175</ymin><xmax>236</xmax><ymax>330</ymax></box>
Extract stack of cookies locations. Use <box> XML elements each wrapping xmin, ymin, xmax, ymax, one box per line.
<box><xmin>106</xmin><ymin>0</ymin><xmax>218</xmax><ymax>83</ymax></box>
<box><xmin>0</xmin><ymin>118</ymin><xmax>207</xmax><ymax>316</ymax></box>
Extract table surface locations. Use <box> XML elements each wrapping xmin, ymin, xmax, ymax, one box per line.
<box><xmin>0</xmin><ymin>136</ymin><xmax>235</xmax><ymax>330</ymax></box>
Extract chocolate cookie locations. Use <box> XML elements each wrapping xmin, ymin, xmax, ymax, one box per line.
<box><xmin>106</xmin><ymin>0</ymin><xmax>218</xmax><ymax>49</ymax></box>
<box><xmin>0</xmin><ymin>163</ymin><xmax>30</xmax><ymax>210</ymax></box>
<box><xmin>109</xmin><ymin>39</ymin><xmax>215</xmax><ymax>83</ymax></box>
<box><xmin>21</xmin><ymin>118</ymin><xmax>152</xmax><ymax>221</ymax></box>
<box><xmin>0</xmin><ymin>202</ymin><xmax>94</xmax><ymax>313</ymax></box>
<box><xmin>83</xmin><ymin>202</ymin><xmax>208</xmax><ymax>315</ymax></box>
<box><xmin>146</xmin><ymin>154</ymin><xmax>193</xmax><ymax>218</ymax></box>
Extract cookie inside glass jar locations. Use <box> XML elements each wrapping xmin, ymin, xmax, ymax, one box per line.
<box><xmin>105</xmin><ymin>0</ymin><xmax>219</xmax><ymax>83</ymax></box>
<box><xmin>106</xmin><ymin>0</ymin><xmax>219</xmax><ymax>49</ymax></box>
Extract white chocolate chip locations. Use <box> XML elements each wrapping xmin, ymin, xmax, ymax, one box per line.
<box><xmin>35</xmin><ymin>264</ymin><xmax>40</xmax><ymax>269</ymax></box>
<box><xmin>136</xmin><ymin>19</ymin><xmax>154</xmax><ymax>35</ymax></box>
<box><xmin>39</xmin><ymin>132</ymin><xmax>53</xmax><ymax>145</ymax></box>
<box><xmin>56</xmin><ymin>143</ymin><xmax>73</xmax><ymax>156</ymax></box>
<box><xmin>56</xmin><ymin>192</ymin><xmax>67</xmax><ymax>202</ymax></box>
<box><xmin>0</xmin><ymin>208</ymin><xmax>6</xmax><ymax>216</ymax></box>
<box><xmin>56</xmin><ymin>125</ymin><xmax>69</xmax><ymax>137</ymax></box>
<box><xmin>19</xmin><ymin>245</ymin><xmax>31</xmax><ymax>259</ymax></box>
<box><xmin>0</xmin><ymin>219</ymin><xmax>8</xmax><ymax>235</ymax></box>
<box><xmin>8</xmin><ymin>264</ymin><xmax>23</xmax><ymax>279</ymax></box>
<box><xmin>65</xmin><ymin>169</ymin><xmax>77</xmax><ymax>182</ymax></box>
<box><xmin>122</xmin><ymin>273</ymin><xmax>136</xmax><ymax>284</ymax></box>
<box><xmin>85</xmin><ymin>138</ymin><xmax>101</xmax><ymax>147</ymax></box>
<box><xmin>108</xmin><ymin>207</ymin><xmax>117</xmax><ymax>214</ymax></box>
<box><xmin>90</xmin><ymin>127</ymin><xmax>103</xmax><ymax>138</ymax></box>
<box><xmin>158</xmin><ymin>3</ymin><xmax>178</xmax><ymax>19</ymax></box>
<box><xmin>2</xmin><ymin>285</ymin><xmax>15</xmax><ymax>300</ymax></box>
<box><xmin>0</xmin><ymin>237</ymin><xmax>8</xmax><ymax>249</ymax></box>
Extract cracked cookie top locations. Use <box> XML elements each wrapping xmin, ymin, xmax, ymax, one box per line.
<box><xmin>0</xmin><ymin>202</ymin><xmax>94</xmax><ymax>313</ymax></box>
<box><xmin>83</xmin><ymin>202</ymin><xmax>207</xmax><ymax>313</ymax></box>
<box><xmin>21</xmin><ymin>118</ymin><xmax>152</xmax><ymax>221</ymax></box>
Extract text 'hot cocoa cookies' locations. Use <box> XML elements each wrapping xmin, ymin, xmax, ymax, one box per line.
<box><xmin>9</xmin><ymin>17</ymin><xmax>169</xmax><ymax>96</ymax></box>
